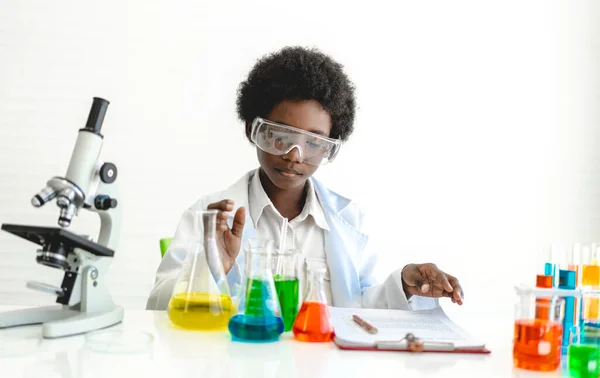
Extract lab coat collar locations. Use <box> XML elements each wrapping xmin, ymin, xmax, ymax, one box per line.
<box><xmin>246</xmin><ymin>168</ymin><xmax>329</xmax><ymax>232</ymax></box>
<box><xmin>227</xmin><ymin>169</ymin><xmax>353</xmax><ymax>219</ymax></box>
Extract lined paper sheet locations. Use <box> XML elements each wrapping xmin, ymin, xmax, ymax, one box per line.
<box><xmin>330</xmin><ymin>306</ymin><xmax>486</xmax><ymax>349</ymax></box>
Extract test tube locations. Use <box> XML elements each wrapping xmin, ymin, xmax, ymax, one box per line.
<box><xmin>558</xmin><ymin>269</ymin><xmax>577</xmax><ymax>354</ymax></box>
<box><xmin>569</xmin><ymin>243</ymin><xmax>582</xmax><ymax>287</ymax></box>
<box><xmin>544</xmin><ymin>245</ymin><xmax>558</xmax><ymax>287</ymax></box>
<box><xmin>581</xmin><ymin>244</ymin><xmax>600</xmax><ymax>322</ymax></box>
<box><xmin>544</xmin><ymin>244</ymin><xmax>568</xmax><ymax>287</ymax></box>
<box><xmin>569</xmin><ymin>243</ymin><xmax>583</xmax><ymax>329</ymax></box>
<box><xmin>535</xmin><ymin>274</ymin><xmax>553</xmax><ymax>320</ymax></box>
<box><xmin>592</xmin><ymin>243</ymin><xmax>600</xmax><ymax>265</ymax></box>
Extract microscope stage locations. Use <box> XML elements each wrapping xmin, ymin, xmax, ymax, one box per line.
<box><xmin>1</xmin><ymin>224</ymin><xmax>115</xmax><ymax>257</ymax></box>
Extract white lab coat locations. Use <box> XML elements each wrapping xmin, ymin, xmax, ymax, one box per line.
<box><xmin>146</xmin><ymin>169</ymin><xmax>438</xmax><ymax>311</ymax></box>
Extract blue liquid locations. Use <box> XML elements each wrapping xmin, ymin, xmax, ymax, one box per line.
<box><xmin>582</xmin><ymin>323</ymin><xmax>600</xmax><ymax>345</ymax></box>
<box><xmin>228</xmin><ymin>314</ymin><xmax>284</xmax><ymax>342</ymax></box>
<box><xmin>559</xmin><ymin>269</ymin><xmax>576</xmax><ymax>353</ymax></box>
<box><xmin>545</xmin><ymin>262</ymin><xmax>557</xmax><ymax>286</ymax></box>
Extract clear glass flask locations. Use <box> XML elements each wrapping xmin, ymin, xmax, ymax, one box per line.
<box><xmin>167</xmin><ymin>209</ymin><xmax>235</xmax><ymax>331</ymax></box>
<box><xmin>292</xmin><ymin>266</ymin><xmax>334</xmax><ymax>342</ymax></box>
<box><xmin>228</xmin><ymin>241</ymin><xmax>284</xmax><ymax>342</ymax></box>
<box><xmin>568</xmin><ymin>325</ymin><xmax>600</xmax><ymax>378</ymax></box>
<box><xmin>513</xmin><ymin>287</ymin><xmax>565</xmax><ymax>372</ymax></box>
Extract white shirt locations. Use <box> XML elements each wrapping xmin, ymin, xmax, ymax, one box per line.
<box><xmin>248</xmin><ymin>169</ymin><xmax>333</xmax><ymax>305</ymax></box>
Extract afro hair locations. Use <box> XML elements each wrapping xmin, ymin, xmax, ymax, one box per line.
<box><xmin>236</xmin><ymin>46</ymin><xmax>356</xmax><ymax>142</ymax></box>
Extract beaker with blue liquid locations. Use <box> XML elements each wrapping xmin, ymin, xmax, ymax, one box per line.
<box><xmin>228</xmin><ymin>241</ymin><xmax>284</xmax><ymax>342</ymax></box>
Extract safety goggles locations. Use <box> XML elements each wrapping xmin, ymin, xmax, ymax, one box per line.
<box><xmin>250</xmin><ymin>117</ymin><xmax>342</xmax><ymax>166</ymax></box>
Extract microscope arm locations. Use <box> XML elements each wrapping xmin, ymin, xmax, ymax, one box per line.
<box><xmin>86</xmin><ymin>164</ymin><xmax>122</xmax><ymax>252</ymax></box>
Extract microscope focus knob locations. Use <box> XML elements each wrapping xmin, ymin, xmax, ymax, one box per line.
<box><xmin>99</xmin><ymin>163</ymin><xmax>117</xmax><ymax>184</ymax></box>
<box><xmin>94</xmin><ymin>195</ymin><xmax>118</xmax><ymax>211</ymax></box>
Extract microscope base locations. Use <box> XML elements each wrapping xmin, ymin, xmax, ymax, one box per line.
<box><xmin>0</xmin><ymin>305</ymin><xmax>124</xmax><ymax>338</ymax></box>
<box><xmin>43</xmin><ymin>305</ymin><xmax>124</xmax><ymax>338</ymax></box>
<box><xmin>0</xmin><ymin>305</ymin><xmax>76</xmax><ymax>328</ymax></box>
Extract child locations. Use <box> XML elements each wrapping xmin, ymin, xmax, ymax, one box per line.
<box><xmin>146</xmin><ymin>46</ymin><xmax>464</xmax><ymax>311</ymax></box>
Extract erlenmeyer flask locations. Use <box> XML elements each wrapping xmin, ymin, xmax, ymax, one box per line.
<box><xmin>228</xmin><ymin>241</ymin><xmax>284</xmax><ymax>342</ymax></box>
<box><xmin>292</xmin><ymin>266</ymin><xmax>334</xmax><ymax>342</ymax></box>
<box><xmin>167</xmin><ymin>209</ymin><xmax>235</xmax><ymax>331</ymax></box>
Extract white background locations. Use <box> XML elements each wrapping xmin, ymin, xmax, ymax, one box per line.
<box><xmin>0</xmin><ymin>0</ymin><xmax>598</xmax><ymax>321</ymax></box>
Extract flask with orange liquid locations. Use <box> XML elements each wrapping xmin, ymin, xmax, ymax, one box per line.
<box><xmin>292</xmin><ymin>266</ymin><xmax>334</xmax><ymax>342</ymax></box>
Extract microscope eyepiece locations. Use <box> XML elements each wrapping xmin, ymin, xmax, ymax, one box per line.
<box><xmin>83</xmin><ymin>97</ymin><xmax>110</xmax><ymax>135</ymax></box>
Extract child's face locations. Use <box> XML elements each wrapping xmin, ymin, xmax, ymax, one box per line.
<box><xmin>257</xmin><ymin>99</ymin><xmax>332</xmax><ymax>191</ymax></box>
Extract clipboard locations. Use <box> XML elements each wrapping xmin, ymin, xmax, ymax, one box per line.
<box><xmin>329</xmin><ymin>306</ymin><xmax>492</xmax><ymax>355</ymax></box>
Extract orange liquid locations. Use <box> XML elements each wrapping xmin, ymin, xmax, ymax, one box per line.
<box><xmin>513</xmin><ymin>319</ymin><xmax>562</xmax><ymax>371</ymax></box>
<box><xmin>292</xmin><ymin>302</ymin><xmax>334</xmax><ymax>342</ymax></box>
<box><xmin>534</xmin><ymin>275</ymin><xmax>553</xmax><ymax>320</ymax></box>
<box><xmin>535</xmin><ymin>299</ymin><xmax>550</xmax><ymax>320</ymax></box>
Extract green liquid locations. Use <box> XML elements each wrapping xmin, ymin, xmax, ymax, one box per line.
<box><xmin>245</xmin><ymin>279</ymin><xmax>272</xmax><ymax>317</ymax></box>
<box><xmin>569</xmin><ymin>344</ymin><xmax>600</xmax><ymax>378</ymax></box>
<box><xmin>274</xmin><ymin>276</ymin><xmax>299</xmax><ymax>332</ymax></box>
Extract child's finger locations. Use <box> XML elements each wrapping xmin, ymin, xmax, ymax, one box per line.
<box><xmin>207</xmin><ymin>199</ymin><xmax>234</xmax><ymax>212</ymax></box>
<box><xmin>218</xmin><ymin>220</ymin><xmax>229</xmax><ymax>231</ymax></box>
<box><xmin>448</xmin><ymin>275</ymin><xmax>464</xmax><ymax>303</ymax></box>
<box><xmin>402</xmin><ymin>264</ymin><xmax>428</xmax><ymax>293</ymax></box>
<box><xmin>437</xmin><ymin>273</ymin><xmax>453</xmax><ymax>293</ymax></box>
<box><xmin>230</xmin><ymin>206</ymin><xmax>246</xmax><ymax>238</ymax></box>
<box><xmin>217</xmin><ymin>211</ymin><xmax>231</xmax><ymax>222</ymax></box>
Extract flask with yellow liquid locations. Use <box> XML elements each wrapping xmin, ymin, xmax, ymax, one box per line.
<box><xmin>167</xmin><ymin>209</ymin><xmax>235</xmax><ymax>330</ymax></box>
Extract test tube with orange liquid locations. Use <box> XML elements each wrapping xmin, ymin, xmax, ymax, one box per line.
<box><xmin>535</xmin><ymin>275</ymin><xmax>553</xmax><ymax>320</ymax></box>
<box><xmin>292</xmin><ymin>266</ymin><xmax>334</xmax><ymax>342</ymax></box>
<box><xmin>513</xmin><ymin>288</ymin><xmax>565</xmax><ymax>372</ymax></box>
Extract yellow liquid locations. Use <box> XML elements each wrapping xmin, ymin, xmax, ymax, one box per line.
<box><xmin>167</xmin><ymin>292</ymin><xmax>234</xmax><ymax>330</ymax></box>
<box><xmin>582</xmin><ymin>265</ymin><xmax>600</xmax><ymax>320</ymax></box>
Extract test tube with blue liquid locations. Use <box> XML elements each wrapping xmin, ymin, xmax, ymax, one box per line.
<box><xmin>558</xmin><ymin>269</ymin><xmax>576</xmax><ymax>354</ymax></box>
<box><xmin>544</xmin><ymin>244</ymin><xmax>567</xmax><ymax>287</ymax></box>
<box><xmin>568</xmin><ymin>243</ymin><xmax>583</xmax><ymax>331</ymax></box>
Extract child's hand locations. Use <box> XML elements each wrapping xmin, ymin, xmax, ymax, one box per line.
<box><xmin>206</xmin><ymin>200</ymin><xmax>246</xmax><ymax>274</ymax></box>
<box><xmin>401</xmin><ymin>263</ymin><xmax>464</xmax><ymax>305</ymax></box>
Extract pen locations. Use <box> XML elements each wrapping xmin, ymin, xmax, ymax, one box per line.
<box><xmin>352</xmin><ymin>314</ymin><xmax>378</xmax><ymax>334</ymax></box>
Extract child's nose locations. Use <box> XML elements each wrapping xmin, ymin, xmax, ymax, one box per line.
<box><xmin>283</xmin><ymin>145</ymin><xmax>303</xmax><ymax>163</ymax></box>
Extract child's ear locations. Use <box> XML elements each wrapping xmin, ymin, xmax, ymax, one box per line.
<box><xmin>245</xmin><ymin>121</ymin><xmax>253</xmax><ymax>143</ymax></box>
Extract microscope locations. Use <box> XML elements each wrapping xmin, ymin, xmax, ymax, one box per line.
<box><xmin>0</xmin><ymin>97</ymin><xmax>124</xmax><ymax>338</ymax></box>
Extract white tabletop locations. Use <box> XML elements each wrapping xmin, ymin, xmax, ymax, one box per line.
<box><xmin>0</xmin><ymin>305</ymin><xmax>569</xmax><ymax>378</ymax></box>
